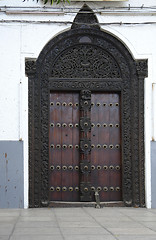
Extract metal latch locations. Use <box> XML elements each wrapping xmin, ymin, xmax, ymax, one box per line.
<box><xmin>94</xmin><ymin>189</ymin><xmax>101</xmax><ymax>209</ymax></box>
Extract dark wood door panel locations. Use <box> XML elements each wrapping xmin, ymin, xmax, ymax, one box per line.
<box><xmin>49</xmin><ymin>91</ymin><xmax>122</xmax><ymax>203</ymax></box>
<box><xmin>49</xmin><ymin>92</ymin><xmax>80</xmax><ymax>202</ymax></box>
<box><xmin>91</xmin><ymin>93</ymin><xmax>122</xmax><ymax>202</ymax></box>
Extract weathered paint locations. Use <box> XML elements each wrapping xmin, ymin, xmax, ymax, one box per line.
<box><xmin>0</xmin><ymin>141</ymin><xmax>24</xmax><ymax>208</ymax></box>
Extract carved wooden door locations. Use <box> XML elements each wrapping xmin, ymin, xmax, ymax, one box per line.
<box><xmin>49</xmin><ymin>91</ymin><xmax>122</xmax><ymax>202</ymax></box>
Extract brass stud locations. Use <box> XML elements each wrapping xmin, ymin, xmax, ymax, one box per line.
<box><xmin>50</xmin><ymin>186</ymin><xmax>55</xmax><ymax>191</ymax></box>
<box><xmin>84</xmin><ymin>122</ymin><xmax>88</xmax><ymax>127</ymax></box>
<box><xmin>75</xmin><ymin>103</ymin><xmax>79</xmax><ymax>107</ymax></box>
<box><xmin>110</xmin><ymin>187</ymin><xmax>114</xmax><ymax>191</ymax></box>
<box><xmin>115</xmin><ymin>124</ymin><xmax>119</xmax><ymax>128</ymax></box>
<box><xmin>50</xmin><ymin>123</ymin><xmax>55</xmax><ymax>127</ymax></box>
<box><xmin>116</xmin><ymin>166</ymin><xmax>120</xmax><ymax>170</ymax></box>
<box><xmin>103</xmin><ymin>123</ymin><xmax>107</xmax><ymax>128</ymax></box>
<box><xmin>69</xmin><ymin>144</ymin><xmax>73</xmax><ymax>149</ymax></box>
<box><xmin>109</xmin><ymin>144</ymin><xmax>114</xmax><ymax>149</ymax></box>
<box><xmin>56</xmin><ymin>102</ymin><xmax>60</xmax><ymax>106</ymax></box>
<box><xmin>103</xmin><ymin>166</ymin><xmax>108</xmax><ymax>170</ymax></box>
<box><xmin>50</xmin><ymin>102</ymin><xmax>54</xmax><ymax>106</ymax></box>
<box><xmin>91</xmin><ymin>102</ymin><xmax>94</xmax><ymax>107</ymax></box>
<box><xmin>91</xmin><ymin>123</ymin><xmax>95</xmax><ymax>128</ymax></box>
<box><xmin>115</xmin><ymin>103</ymin><xmax>119</xmax><ymax>107</ymax></box>
<box><xmin>84</xmin><ymin>144</ymin><xmax>88</xmax><ymax>149</ymax></box>
<box><xmin>69</xmin><ymin>187</ymin><xmax>73</xmax><ymax>192</ymax></box>
<box><xmin>115</xmin><ymin>144</ymin><xmax>120</xmax><ymax>149</ymax></box>
<box><xmin>97</xmin><ymin>187</ymin><xmax>102</xmax><ymax>192</ymax></box>
<box><xmin>56</xmin><ymin>123</ymin><xmax>61</xmax><ymax>127</ymax></box>
<box><xmin>109</xmin><ymin>165</ymin><xmax>114</xmax><ymax>170</ymax></box>
<box><xmin>56</xmin><ymin>187</ymin><xmax>61</xmax><ymax>192</ymax></box>
<box><xmin>91</xmin><ymin>144</ymin><xmax>95</xmax><ymax>149</ymax></box>
<box><xmin>109</xmin><ymin>123</ymin><xmax>113</xmax><ymax>127</ymax></box>
<box><xmin>97</xmin><ymin>144</ymin><xmax>101</xmax><ymax>149</ymax></box>
<box><xmin>56</xmin><ymin>144</ymin><xmax>61</xmax><ymax>149</ymax></box>
<box><xmin>62</xmin><ymin>187</ymin><xmax>67</xmax><ymax>191</ymax></box>
<box><xmin>75</xmin><ymin>123</ymin><xmax>79</xmax><ymax>128</ymax></box>
<box><xmin>68</xmin><ymin>166</ymin><xmax>73</xmax><ymax>170</ymax></box>
<box><xmin>62</xmin><ymin>123</ymin><xmax>67</xmax><ymax>128</ymax></box>
<box><xmin>69</xmin><ymin>123</ymin><xmax>73</xmax><ymax>128</ymax></box>
<box><xmin>75</xmin><ymin>145</ymin><xmax>79</xmax><ymax>149</ymax></box>
<box><xmin>75</xmin><ymin>187</ymin><xmax>79</xmax><ymax>192</ymax></box>
<box><xmin>116</xmin><ymin>187</ymin><xmax>120</xmax><ymax>191</ymax></box>
<box><xmin>103</xmin><ymin>103</ymin><xmax>107</xmax><ymax>106</ymax></box>
<box><xmin>97</xmin><ymin>165</ymin><xmax>101</xmax><ymax>170</ymax></box>
<box><xmin>56</xmin><ymin>165</ymin><xmax>61</xmax><ymax>170</ymax></box>
<box><xmin>109</xmin><ymin>103</ymin><xmax>113</xmax><ymax>107</ymax></box>
<box><xmin>91</xmin><ymin>186</ymin><xmax>95</xmax><ymax>191</ymax></box>
<box><xmin>96</xmin><ymin>103</ymin><xmax>101</xmax><ymax>107</ymax></box>
<box><xmin>50</xmin><ymin>144</ymin><xmax>55</xmax><ymax>149</ymax></box>
<box><xmin>91</xmin><ymin>165</ymin><xmax>95</xmax><ymax>170</ymax></box>
<box><xmin>103</xmin><ymin>144</ymin><xmax>107</xmax><ymax>149</ymax></box>
<box><xmin>84</xmin><ymin>187</ymin><xmax>88</xmax><ymax>192</ymax></box>
<box><xmin>84</xmin><ymin>101</ymin><xmax>88</xmax><ymax>105</ymax></box>
<box><xmin>50</xmin><ymin>165</ymin><xmax>55</xmax><ymax>170</ymax></box>
<box><xmin>97</xmin><ymin>123</ymin><xmax>101</xmax><ymax>128</ymax></box>
<box><xmin>75</xmin><ymin>166</ymin><xmax>79</xmax><ymax>170</ymax></box>
<box><xmin>62</xmin><ymin>102</ymin><xmax>67</xmax><ymax>107</ymax></box>
<box><xmin>62</xmin><ymin>144</ymin><xmax>67</xmax><ymax>149</ymax></box>
<box><xmin>103</xmin><ymin>187</ymin><xmax>108</xmax><ymax>192</ymax></box>
<box><xmin>84</xmin><ymin>165</ymin><xmax>88</xmax><ymax>171</ymax></box>
<box><xmin>68</xmin><ymin>102</ymin><xmax>73</xmax><ymax>107</ymax></box>
<box><xmin>62</xmin><ymin>166</ymin><xmax>67</xmax><ymax>170</ymax></box>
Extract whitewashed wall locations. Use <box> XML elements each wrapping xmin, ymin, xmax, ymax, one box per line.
<box><xmin>0</xmin><ymin>0</ymin><xmax>156</xmax><ymax>208</ymax></box>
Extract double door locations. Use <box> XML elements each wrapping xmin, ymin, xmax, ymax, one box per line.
<box><xmin>49</xmin><ymin>91</ymin><xmax>122</xmax><ymax>202</ymax></box>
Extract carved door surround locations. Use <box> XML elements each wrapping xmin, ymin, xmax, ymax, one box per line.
<box><xmin>25</xmin><ymin>4</ymin><xmax>148</xmax><ymax>208</ymax></box>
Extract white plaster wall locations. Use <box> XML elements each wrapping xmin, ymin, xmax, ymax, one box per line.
<box><xmin>0</xmin><ymin>0</ymin><xmax>155</xmax><ymax>208</ymax></box>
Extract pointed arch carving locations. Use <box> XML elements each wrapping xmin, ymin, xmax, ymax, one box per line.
<box><xmin>26</xmin><ymin>4</ymin><xmax>148</xmax><ymax>208</ymax></box>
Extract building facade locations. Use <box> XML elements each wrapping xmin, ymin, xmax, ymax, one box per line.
<box><xmin>0</xmin><ymin>0</ymin><xmax>156</xmax><ymax>208</ymax></box>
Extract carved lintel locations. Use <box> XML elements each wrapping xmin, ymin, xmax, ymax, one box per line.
<box><xmin>136</xmin><ymin>60</ymin><xmax>148</xmax><ymax>78</ymax></box>
<box><xmin>25</xmin><ymin>60</ymin><xmax>36</xmax><ymax>76</ymax></box>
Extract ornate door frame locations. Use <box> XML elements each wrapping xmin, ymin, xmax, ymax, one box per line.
<box><xmin>25</xmin><ymin>5</ymin><xmax>148</xmax><ymax>208</ymax></box>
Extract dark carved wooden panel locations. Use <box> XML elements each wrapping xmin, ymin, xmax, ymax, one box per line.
<box><xmin>26</xmin><ymin>4</ymin><xmax>148</xmax><ymax>208</ymax></box>
<box><xmin>90</xmin><ymin>93</ymin><xmax>122</xmax><ymax>201</ymax></box>
<box><xmin>49</xmin><ymin>92</ymin><xmax>80</xmax><ymax>201</ymax></box>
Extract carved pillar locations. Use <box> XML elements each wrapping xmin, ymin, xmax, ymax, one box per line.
<box><xmin>25</xmin><ymin>59</ymin><xmax>41</xmax><ymax>208</ymax></box>
<box><xmin>136</xmin><ymin>59</ymin><xmax>148</xmax><ymax>207</ymax></box>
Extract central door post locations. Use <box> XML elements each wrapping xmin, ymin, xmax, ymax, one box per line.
<box><xmin>79</xmin><ymin>90</ymin><xmax>92</xmax><ymax>201</ymax></box>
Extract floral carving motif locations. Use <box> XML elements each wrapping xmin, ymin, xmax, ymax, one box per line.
<box><xmin>51</xmin><ymin>45</ymin><xmax>121</xmax><ymax>79</ymax></box>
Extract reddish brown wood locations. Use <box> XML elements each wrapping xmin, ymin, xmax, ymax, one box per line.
<box><xmin>49</xmin><ymin>91</ymin><xmax>122</xmax><ymax>202</ymax></box>
<box><xmin>49</xmin><ymin>92</ymin><xmax>80</xmax><ymax>202</ymax></box>
<box><xmin>91</xmin><ymin>93</ymin><xmax>122</xmax><ymax>202</ymax></box>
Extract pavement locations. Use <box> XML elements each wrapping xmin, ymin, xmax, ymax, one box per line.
<box><xmin>0</xmin><ymin>207</ymin><xmax>156</xmax><ymax>240</ymax></box>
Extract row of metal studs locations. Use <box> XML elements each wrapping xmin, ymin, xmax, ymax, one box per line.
<box><xmin>50</xmin><ymin>102</ymin><xmax>119</xmax><ymax>107</ymax></box>
<box><xmin>50</xmin><ymin>123</ymin><xmax>119</xmax><ymax>128</ymax></box>
<box><xmin>50</xmin><ymin>186</ymin><xmax>121</xmax><ymax>192</ymax></box>
<box><xmin>50</xmin><ymin>186</ymin><xmax>79</xmax><ymax>192</ymax></box>
<box><xmin>50</xmin><ymin>144</ymin><xmax>79</xmax><ymax>149</ymax></box>
<box><xmin>91</xmin><ymin>103</ymin><xmax>119</xmax><ymax>107</ymax></box>
<box><xmin>50</xmin><ymin>165</ymin><xmax>121</xmax><ymax>171</ymax></box>
<box><xmin>50</xmin><ymin>165</ymin><xmax>79</xmax><ymax>171</ymax></box>
<box><xmin>50</xmin><ymin>102</ymin><xmax>79</xmax><ymax>107</ymax></box>
<box><xmin>50</xmin><ymin>144</ymin><xmax>120</xmax><ymax>149</ymax></box>
<box><xmin>50</xmin><ymin>123</ymin><xmax>79</xmax><ymax>128</ymax></box>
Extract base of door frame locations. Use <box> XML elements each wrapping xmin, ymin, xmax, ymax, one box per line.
<box><xmin>48</xmin><ymin>201</ymin><xmax>125</xmax><ymax>208</ymax></box>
